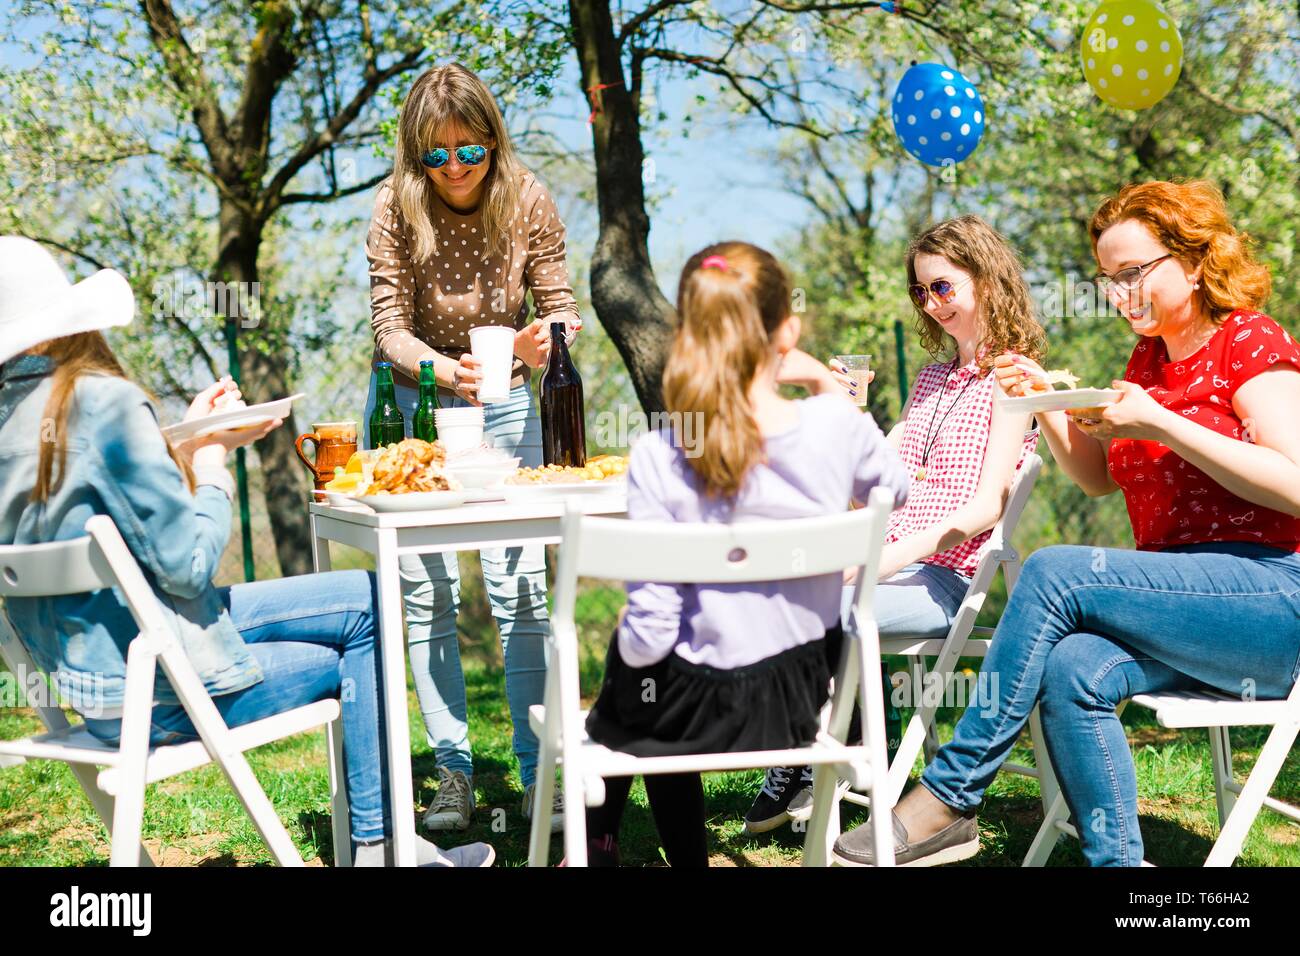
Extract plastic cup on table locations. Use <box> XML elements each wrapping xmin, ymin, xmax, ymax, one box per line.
<box><xmin>834</xmin><ymin>354</ymin><xmax>872</xmax><ymax>407</ymax></box>
<box><xmin>469</xmin><ymin>325</ymin><xmax>515</xmax><ymax>404</ymax></box>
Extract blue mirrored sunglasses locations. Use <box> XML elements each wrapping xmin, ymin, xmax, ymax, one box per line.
<box><xmin>420</xmin><ymin>144</ymin><xmax>488</xmax><ymax>169</ymax></box>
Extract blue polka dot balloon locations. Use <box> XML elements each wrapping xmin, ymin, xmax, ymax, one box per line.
<box><xmin>891</xmin><ymin>63</ymin><xmax>985</xmax><ymax>167</ymax></box>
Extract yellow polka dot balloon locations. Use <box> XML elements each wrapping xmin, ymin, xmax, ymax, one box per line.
<box><xmin>1080</xmin><ymin>0</ymin><xmax>1183</xmax><ymax>110</ymax></box>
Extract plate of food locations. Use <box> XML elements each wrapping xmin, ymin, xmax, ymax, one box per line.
<box><xmin>495</xmin><ymin>456</ymin><xmax>628</xmax><ymax>502</ymax></box>
<box><xmin>162</xmin><ymin>393</ymin><xmax>304</xmax><ymax>441</ymax></box>
<box><xmin>997</xmin><ymin>367</ymin><xmax>1122</xmax><ymax>414</ymax></box>
<box><xmin>324</xmin><ymin>438</ymin><xmax>470</xmax><ymax>512</ymax></box>
<box><xmin>357</xmin><ymin>489</ymin><xmax>471</xmax><ymax>512</ymax></box>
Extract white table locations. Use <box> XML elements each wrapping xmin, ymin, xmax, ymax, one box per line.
<box><xmin>308</xmin><ymin>493</ymin><xmax>627</xmax><ymax>867</ymax></box>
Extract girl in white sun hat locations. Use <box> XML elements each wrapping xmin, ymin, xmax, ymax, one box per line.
<box><xmin>0</xmin><ymin>237</ymin><xmax>493</xmax><ymax>867</ymax></box>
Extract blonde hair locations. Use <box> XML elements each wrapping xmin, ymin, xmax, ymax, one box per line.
<box><xmin>391</xmin><ymin>63</ymin><xmax>525</xmax><ymax>261</ymax></box>
<box><xmin>1089</xmin><ymin>179</ymin><xmax>1271</xmax><ymax>323</ymax></box>
<box><xmin>29</xmin><ymin>332</ymin><xmax>194</xmax><ymax>502</ymax></box>
<box><xmin>663</xmin><ymin>242</ymin><xmax>792</xmax><ymax>499</ymax></box>
<box><xmin>905</xmin><ymin>215</ymin><xmax>1045</xmax><ymax>375</ymax></box>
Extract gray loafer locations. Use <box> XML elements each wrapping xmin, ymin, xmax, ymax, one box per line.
<box><xmin>833</xmin><ymin>809</ymin><xmax>979</xmax><ymax>867</ymax></box>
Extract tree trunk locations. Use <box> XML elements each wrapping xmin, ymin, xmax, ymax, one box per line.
<box><xmin>569</xmin><ymin>0</ymin><xmax>675</xmax><ymax>413</ymax></box>
<box><xmin>213</xmin><ymin>202</ymin><xmax>313</xmax><ymax>577</ymax></box>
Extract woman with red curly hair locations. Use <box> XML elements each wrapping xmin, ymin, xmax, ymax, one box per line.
<box><xmin>833</xmin><ymin>180</ymin><xmax>1300</xmax><ymax>867</ymax></box>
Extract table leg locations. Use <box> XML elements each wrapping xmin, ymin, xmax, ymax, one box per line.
<box><xmin>309</xmin><ymin>512</ymin><xmax>332</xmax><ymax>572</ymax></box>
<box><xmin>375</xmin><ymin>529</ymin><xmax>417</xmax><ymax>867</ymax></box>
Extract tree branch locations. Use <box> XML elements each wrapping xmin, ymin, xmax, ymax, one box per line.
<box><xmin>17</xmin><ymin>234</ymin><xmax>113</xmax><ymax>273</ymax></box>
<box><xmin>1182</xmin><ymin>75</ymin><xmax>1297</xmax><ymax>147</ymax></box>
<box><xmin>278</xmin><ymin>169</ymin><xmax>392</xmax><ymax>205</ymax></box>
<box><xmin>617</xmin><ymin>0</ymin><xmax>696</xmax><ymax>47</ymax></box>
<box><xmin>640</xmin><ymin>47</ymin><xmax>831</xmax><ymax>137</ymax></box>
<box><xmin>138</xmin><ymin>0</ymin><xmax>234</xmax><ymax>180</ymax></box>
<box><xmin>260</xmin><ymin>47</ymin><xmax>426</xmax><ymax>218</ymax></box>
<box><xmin>235</xmin><ymin>0</ymin><xmax>303</xmax><ymax>167</ymax></box>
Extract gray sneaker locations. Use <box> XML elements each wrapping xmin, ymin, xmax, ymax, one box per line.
<box><xmin>522</xmin><ymin>782</ymin><xmax>564</xmax><ymax>834</ymax></box>
<box><xmin>832</xmin><ymin>809</ymin><xmax>979</xmax><ymax>867</ymax></box>
<box><xmin>438</xmin><ymin>841</ymin><xmax>496</xmax><ymax>868</ymax></box>
<box><xmin>423</xmin><ymin>768</ymin><xmax>474</xmax><ymax>832</ymax></box>
<box><xmin>352</xmin><ymin>835</ymin><xmax>495</xmax><ymax>867</ymax></box>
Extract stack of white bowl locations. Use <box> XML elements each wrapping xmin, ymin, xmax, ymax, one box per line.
<box><xmin>434</xmin><ymin>406</ymin><xmax>485</xmax><ymax>455</ymax></box>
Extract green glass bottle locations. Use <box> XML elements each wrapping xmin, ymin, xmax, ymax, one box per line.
<box><xmin>413</xmin><ymin>359</ymin><xmax>438</xmax><ymax>443</ymax></box>
<box><xmin>882</xmin><ymin>661</ymin><xmax>903</xmax><ymax>765</ymax></box>
<box><xmin>368</xmin><ymin>362</ymin><xmax>405</xmax><ymax>449</ymax></box>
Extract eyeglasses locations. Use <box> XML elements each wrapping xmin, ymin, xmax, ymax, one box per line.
<box><xmin>1095</xmin><ymin>254</ymin><xmax>1172</xmax><ymax>297</ymax></box>
<box><xmin>909</xmin><ymin>275</ymin><xmax>974</xmax><ymax>309</ymax></box>
<box><xmin>420</xmin><ymin>144</ymin><xmax>488</xmax><ymax>170</ymax></box>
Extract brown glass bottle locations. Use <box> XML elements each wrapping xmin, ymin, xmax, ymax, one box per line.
<box><xmin>539</xmin><ymin>321</ymin><xmax>586</xmax><ymax>467</ymax></box>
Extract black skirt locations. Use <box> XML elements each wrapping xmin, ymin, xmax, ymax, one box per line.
<box><xmin>584</xmin><ymin>624</ymin><xmax>845</xmax><ymax>758</ymax></box>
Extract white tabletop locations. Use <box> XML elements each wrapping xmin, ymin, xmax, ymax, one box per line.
<box><xmin>308</xmin><ymin>493</ymin><xmax>627</xmax><ymax>528</ymax></box>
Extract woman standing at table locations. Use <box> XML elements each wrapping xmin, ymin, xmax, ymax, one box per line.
<box><xmin>832</xmin><ymin>179</ymin><xmax>1300</xmax><ymax>866</ymax></box>
<box><xmin>365</xmin><ymin>63</ymin><xmax>580</xmax><ymax>833</ymax></box>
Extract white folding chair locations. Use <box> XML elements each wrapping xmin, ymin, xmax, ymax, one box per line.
<box><xmin>1024</xmin><ymin>682</ymin><xmax>1300</xmax><ymax>867</ymax></box>
<box><xmin>0</xmin><ymin>515</ymin><xmax>351</xmax><ymax>867</ymax></box>
<box><xmin>527</xmin><ymin>488</ymin><xmax>900</xmax><ymax>867</ymax></box>
<box><xmin>841</xmin><ymin>454</ymin><xmax>1058</xmax><ymax>815</ymax></box>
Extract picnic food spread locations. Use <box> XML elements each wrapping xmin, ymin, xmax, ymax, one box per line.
<box><xmin>505</xmin><ymin>455</ymin><xmax>627</xmax><ymax>485</ymax></box>
<box><xmin>323</xmin><ymin>439</ymin><xmax>462</xmax><ymax>496</ymax></box>
<box><xmin>322</xmin><ymin>442</ymin><xmax>626</xmax><ymax>498</ymax></box>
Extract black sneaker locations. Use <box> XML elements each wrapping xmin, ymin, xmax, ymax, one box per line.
<box><xmin>744</xmin><ymin>766</ymin><xmax>812</xmax><ymax>833</ymax></box>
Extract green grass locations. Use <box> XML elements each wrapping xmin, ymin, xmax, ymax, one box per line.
<box><xmin>2</xmin><ymin>650</ymin><xmax>1297</xmax><ymax>867</ymax></box>
<box><xmin>2</xmin><ymin>550</ymin><xmax>1297</xmax><ymax>866</ymax></box>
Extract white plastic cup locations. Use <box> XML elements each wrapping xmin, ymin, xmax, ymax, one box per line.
<box><xmin>834</xmin><ymin>354</ymin><xmax>872</xmax><ymax>408</ymax></box>
<box><xmin>469</xmin><ymin>325</ymin><xmax>515</xmax><ymax>404</ymax></box>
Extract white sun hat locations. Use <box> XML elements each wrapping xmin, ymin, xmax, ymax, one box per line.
<box><xmin>0</xmin><ymin>236</ymin><xmax>135</xmax><ymax>365</ymax></box>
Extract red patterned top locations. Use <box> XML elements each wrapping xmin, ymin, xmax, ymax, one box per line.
<box><xmin>1109</xmin><ymin>309</ymin><xmax>1300</xmax><ymax>552</ymax></box>
<box><xmin>887</xmin><ymin>359</ymin><xmax>1039</xmax><ymax>578</ymax></box>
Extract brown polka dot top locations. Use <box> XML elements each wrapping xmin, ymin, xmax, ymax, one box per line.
<box><xmin>366</xmin><ymin>171</ymin><xmax>580</xmax><ymax>389</ymax></box>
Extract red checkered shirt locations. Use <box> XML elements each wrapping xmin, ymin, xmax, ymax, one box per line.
<box><xmin>886</xmin><ymin>358</ymin><xmax>1039</xmax><ymax>578</ymax></box>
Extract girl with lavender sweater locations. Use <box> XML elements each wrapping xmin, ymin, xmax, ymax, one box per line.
<box><xmin>579</xmin><ymin>241</ymin><xmax>909</xmax><ymax>866</ymax></box>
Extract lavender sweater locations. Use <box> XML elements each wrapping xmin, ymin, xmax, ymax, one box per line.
<box><xmin>619</xmin><ymin>395</ymin><xmax>910</xmax><ymax>669</ymax></box>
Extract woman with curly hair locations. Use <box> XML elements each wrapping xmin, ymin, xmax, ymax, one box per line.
<box><xmin>746</xmin><ymin>215</ymin><xmax>1045</xmax><ymax>834</ymax></box>
<box><xmin>835</xmin><ymin>180</ymin><xmax>1300</xmax><ymax>866</ymax></box>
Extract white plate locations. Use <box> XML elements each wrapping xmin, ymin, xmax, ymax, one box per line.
<box><xmin>999</xmin><ymin>388</ymin><xmax>1123</xmax><ymax>414</ymax></box>
<box><xmin>324</xmin><ymin>491</ymin><xmax>366</xmax><ymax>509</ymax></box>
<box><xmin>355</xmin><ymin>490</ymin><xmax>470</xmax><ymax>512</ymax></box>
<box><xmin>162</xmin><ymin>394</ymin><xmax>304</xmax><ymax>440</ymax></box>
<box><xmin>446</xmin><ymin>461</ymin><xmax>521</xmax><ymax>489</ymax></box>
<box><xmin>496</xmin><ymin>479</ymin><xmax>627</xmax><ymax>503</ymax></box>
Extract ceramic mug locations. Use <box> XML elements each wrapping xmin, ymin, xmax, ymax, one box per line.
<box><xmin>295</xmin><ymin>421</ymin><xmax>358</xmax><ymax>490</ymax></box>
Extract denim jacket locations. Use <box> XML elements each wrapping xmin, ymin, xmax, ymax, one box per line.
<box><xmin>0</xmin><ymin>356</ymin><xmax>262</xmax><ymax>714</ymax></box>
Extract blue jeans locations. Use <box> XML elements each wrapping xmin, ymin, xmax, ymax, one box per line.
<box><xmin>920</xmin><ymin>542</ymin><xmax>1300</xmax><ymax>866</ymax></box>
<box><xmin>83</xmin><ymin>570</ymin><xmax>390</xmax><ymax>844</ymax></box>
<box><xmin>842</xmin><ymin>562</ymin><xmax>972</xmax><ymax>638</ymax></box>
<box><xmin>363</xmin><ymin>376</ymin><xmax>550</xmax><ymax>787</ymax></box>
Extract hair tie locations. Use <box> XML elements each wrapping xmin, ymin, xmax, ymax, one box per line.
<box><xmin>700</xmin><ymin>255</ymin><xmax>728</xmax><ymax>271</ymax></box>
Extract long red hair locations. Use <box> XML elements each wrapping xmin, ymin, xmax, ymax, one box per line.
<box><xmin>1089</xmin><ymin>180</ymin><xmax>1271</xmax><ymax>322</ymax></box>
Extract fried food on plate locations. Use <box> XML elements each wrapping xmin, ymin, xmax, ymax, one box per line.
<box><xmin>993</xmin><ymin>356</ymin><xmax>1086</xmax><ymax>395</ymax></box>
<box><xmin>367</xmin><ymin>438</ymin><xmax>460</xmax><ymax>494</ymax></box>
<box><xmin>506</xmin><ymin>456</ymin><xmax>627</xmax><ymax>485</ymax></box>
